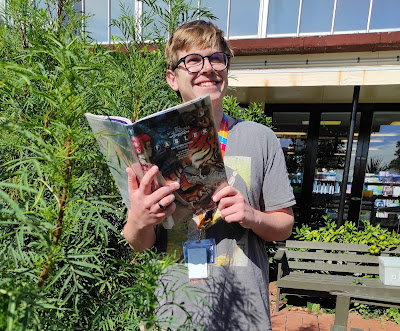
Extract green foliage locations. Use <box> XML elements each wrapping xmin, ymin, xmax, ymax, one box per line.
<box><xmin>294</xmin><ymin>217</ymin><xmax>400</xmax><ymax>254</ymax></box>
<box><xmin>307</xmin><ymin>302</ymin><xmax>321</xmax><ymax>315</ymax></box>
<box><xmin>350</xmin><ymin>302</ymin><xmax>400</xmax><ymax>325</ymax></box>
<box><xmin>223</xmin><ymin>95</ymin><xmax>273</xmax><ymax>128</ymax></box>
<box><xmin>140</xmin><ymin>0</ymin><xmax>217</xmax><ymax>40</ymax></box>
<box><xmin>351</xmin><ymin>302</ymin><xmax>400</xmax><ymax>324</ymax></box>
<box><xmin>385</xmin><ymin>307</ymin><xmax>400</xmax><ymax>324</ymax></box>
<box><xmin>351</xmin><ymin>303</ymin><xmax>385</xmax><ymax>320</ymax></box>
<box><xmin>0</xmin><ymin>0</ymin><xmax>215</xmax><ymax>329</ymax></box>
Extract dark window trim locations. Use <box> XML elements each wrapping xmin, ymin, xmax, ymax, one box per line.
<box><xmin>348</xmin><ymin>107</ymin><xmax>374</xmax><ymax>223</ymax></box>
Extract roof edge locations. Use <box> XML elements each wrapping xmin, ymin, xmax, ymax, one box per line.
<box><xmin>229</xmin><ymin>31</ymin><xmax>400</xmax><ymax>56</ymax></box>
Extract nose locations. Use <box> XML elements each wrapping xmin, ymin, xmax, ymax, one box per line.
<box><xmin>201</xmin><ymin>56</ymin><xmax>214</xmax><ymax>73</ymax></box>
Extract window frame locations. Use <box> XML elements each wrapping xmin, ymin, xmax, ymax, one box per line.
<box><xmin>54</xmin><ymin>0</ymin><xmax>400</xmax><ymax>43</ymax></box>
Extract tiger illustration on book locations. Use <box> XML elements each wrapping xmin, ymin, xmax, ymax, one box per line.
<box><xmin>130</xmin><ymin>102</ymin><xmax>226</xmax><ymax>226</ymax></box>
<box><xmin>164</xmin><ymin>105</ymin><xmax>225</xmax><ymax>214</ymax></box>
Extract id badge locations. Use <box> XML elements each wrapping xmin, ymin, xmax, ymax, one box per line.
<box><xmin>183</xmin><ymin>239</ymin><xmax>216</xmax><ymax>279</ymax></box>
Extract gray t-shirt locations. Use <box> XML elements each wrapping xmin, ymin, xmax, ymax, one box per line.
<box><xmin>155</xmin><ymin>118</ymin><xmax>296</xmax><ymax>330</ymax></box>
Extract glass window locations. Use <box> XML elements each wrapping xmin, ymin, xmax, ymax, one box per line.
<box><xmin>362</xmin><ymin>111</ymin><xmax>400</xmax><ymax>233</ymax></box>
<box><xmin>229</xmin><ymin>0</ymin><xmax>260</xmax><ymax>37</ymax></box>
<box><xmin>370</xmin><ymin>0</ymin><xmax>400</xmax><ymax>31</ymax></box>
<box><xmin>367</xmin><ymin>113</ymin><xmax>400</xmax><ymax>174</ymax></box>
<box><xmin>300</xmin><ymin>0</ymin><xmax>334</xmax><ymax>35</ymax></box>
<box><xmin>34</xmin><ymin>0</ymin><xmax>47</xmax><ymax>10</ymax></box>
<box><xmin>273</xmin><ymin>112</ymin><xmax>309</xmax><ymax>180</ymax></box>
<box><xmin>35</xmin><ymin>0</ymin><xmax>57</xmax><ymax>17</ymax></box>
<box><xmin>33</xmin><ymin>0</ymin><xmax>82</xmax><ymax>19</ymax></box>
<box><xmin>313</xmin><ymin>112</ymin><xmax>360</xmax><ymax>222</ymax></box>
<box><xmin>201</xmin><ymin>0</ymin><xmax>228</xmax><ymax>34</ymax></box>
<box><xmin>142</xmin><ymin>0</ymin><xmax>169</xmax><ymax>39</ymax></box>
<box><xmin>267</xmin><ymin>0</ymin><xmax>299</xmax><ymax>36</ymax></box>
<box><xmin>0</xmin><ymin>0</ymin><xmax>5</xmax><ymax>22</ymax></box>
<box><xmin>74</xmin><ymin>1</ymin><xmax>83</xmax><ymax>13</ymax></box>
<box><xmin>273</xmin><ymin>111</ymin><xmax>309</xmax><ymax>224</ymax></box>
<box><xmin>184</xmin><ymin>0</ymin><xmax>198</xmax><ymax>20</ymax></box>
<box><xmin>86</xmin><ymin>0</ymin><xmax>108</xmax><ymax>42</ymax></box>
<box><xmin>334</xmin><ymin>0</ymin><xmax>369</xmax><ymax>33</ymax></box>
<box><xmin>110</xmin><ymin>0</ymin><xmax>134</xmax><ymax>40</ymax></box>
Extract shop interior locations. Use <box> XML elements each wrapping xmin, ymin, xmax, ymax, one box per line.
<box><xmin>268</xmin><ymin>104</ymin><xmax>400</xmax><ymax>233</ymax></box>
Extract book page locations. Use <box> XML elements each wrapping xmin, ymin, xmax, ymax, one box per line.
<box><xmin>85</xmin><ymin>114</ymin><xmax>143</xmax><ymax>209</ymax></box>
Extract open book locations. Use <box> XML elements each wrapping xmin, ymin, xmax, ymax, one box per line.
<box><xmin>85</xmin><ymin>95</ymin><xmax>227</xmax><ymax>230</ymax></box>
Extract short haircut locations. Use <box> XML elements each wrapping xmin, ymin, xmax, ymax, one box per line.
<box><xmin>165</xmin><ymin>20</ymin><xmax>233</xmax><ymax>70</ymax></box>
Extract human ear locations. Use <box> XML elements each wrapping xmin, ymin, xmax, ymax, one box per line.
<box><xmin>166</xmin><ymin>69</ymin><xmax>179</xmax><ymax>92</ymax></box>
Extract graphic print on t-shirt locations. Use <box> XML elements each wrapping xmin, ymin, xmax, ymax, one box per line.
<box><xmin>215</xmin><ymin>156</ymin><xmax>251</xmax><ymax>267</ymax></box>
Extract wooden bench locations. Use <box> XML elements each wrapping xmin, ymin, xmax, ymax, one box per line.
<box><xmin>274</xmin><ymin>240</ymin><xmax>400</xmax><ymax>331</ymax></box>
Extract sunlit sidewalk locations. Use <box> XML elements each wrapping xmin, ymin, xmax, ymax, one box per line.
<box><xmin>269</xmin><ymin>282</ymin><xmax>400</xmax><ymax>331</ymax></box>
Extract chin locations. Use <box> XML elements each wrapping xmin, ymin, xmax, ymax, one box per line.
<box><xmin>209</xmin><ymin>93</ymin><xmax>223</xmax><ymax>104</ymax></box>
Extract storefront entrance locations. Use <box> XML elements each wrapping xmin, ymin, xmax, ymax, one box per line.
<box><xmin>267</xmin><ymin>103</ymin><xmax>400</xmax><ymax>233</ymax></box>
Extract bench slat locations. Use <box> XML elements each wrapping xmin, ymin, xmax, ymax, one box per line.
<box><xmin>382</xmin><ymin>246</ymin><xmax>400</xmax><ymax>254</ymax></box>
<box><xmin>331</xmin><ymin>291</ymin><xmax>400</xmax><ymax>308</ymax></box>
<box><xmin>285</xmin><ymin>240</ymin><xmax>371</xmax><ymax>252</ymax></box>
<box><xmin>288</xmin><ymin>261</ymin><xmax>379</xmax><ymax>275</ymax></box>
<box><xmin>287</xmin><ymin>250</ymin><xmax>379</xmax><ymax>264</ymax></box>
<box><xmin>278</xmin><ymin>273</ymin><xmax>400</xmax><ymax>303</ymax></box>
<box><xmin>285</xmin><ymin>240</ymin><xmax>400</xmax><ymax>255</ymax></box>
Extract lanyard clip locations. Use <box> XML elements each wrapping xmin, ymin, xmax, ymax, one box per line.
<box><xmin>197</xmin><ymin>229</ymin><xmax>204</xmax><ymax>242</ymax></box>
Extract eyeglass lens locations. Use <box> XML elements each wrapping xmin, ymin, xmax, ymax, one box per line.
<box><xmin>184</xmin><ymin>53</ymin><xmax>228</xmax><ymax>72</ymax></box>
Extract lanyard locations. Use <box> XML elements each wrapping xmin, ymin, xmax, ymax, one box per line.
<box><xmin>218</xmin><ymin>113</ymin><xmax>228</xmax><ymax>158</ymax></box>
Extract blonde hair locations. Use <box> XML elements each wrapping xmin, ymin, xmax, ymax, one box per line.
<box><xmin>165</xmin><ymin>20</ymin><xmax>233</xmax><ymax>70</ymax></box>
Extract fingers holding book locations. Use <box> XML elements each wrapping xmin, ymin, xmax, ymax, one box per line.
<box><xmin>126</xmin><ymin>165</ymin><xmax>179</xmax><ymax>222</ymax></box>
<box><xmin>153</xmin><ymin>188</ymin><xmax>177</xmax><ymax>215</ymax></box>
<box><xmin>124</xmin><ymin>165</ymin><xmax>180</xmax><ymax>251</ymax></box>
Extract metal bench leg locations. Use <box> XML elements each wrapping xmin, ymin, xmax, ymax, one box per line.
<box><xmin>275</xmin><ymin>261</ymin><xmax>283</xmax><ymax>312</ymax></box>
<box><xmin>330</xmin><ymin>295</ymin><xmax>350</xmax><ymax>331</ymax></box>
<box><xmin>276</xmin><ymin>287</ymin><xmax>281</xmax><ymax>311</ymax></box>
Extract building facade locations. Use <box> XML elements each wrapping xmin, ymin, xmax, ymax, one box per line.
<box><xmin>223</xmin><ymin>0</ymin><xmax>400</xmax><ymax>232</ymax></box>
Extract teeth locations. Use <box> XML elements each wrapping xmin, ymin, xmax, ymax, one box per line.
<box><xmin>198</xmin><ymin>82</ymin><xmax>216</xmax><ymax>87</ymax></box>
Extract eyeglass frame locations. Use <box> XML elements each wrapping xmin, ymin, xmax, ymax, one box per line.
<box><xmin>172</xmin><ymin>52</ymin><xmax>231</xmax><ymax>73</ymax></box>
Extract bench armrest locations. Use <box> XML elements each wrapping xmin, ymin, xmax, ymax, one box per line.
<box><xmin>274</xmin><ymin>247</ymin><xmax>286</xmax><ymax>262</ymax></box>
<box><xmin>274</xmin><ymin>248</ymin><xmax>289</xmax><ymax>280</ymax></box>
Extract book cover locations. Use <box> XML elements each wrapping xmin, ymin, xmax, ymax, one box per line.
<box><xmin>393</xmin><ymin>186</ymin><xmax>400</xmax><ymax>197</ymax></box>
<box><xmin>85</xmin><ymin>95</ymin><xmax>227</xmax><ymax>230</ymax></box>
<box><xmin>373</xmin><ymin>185</ymin><xmax>383</xmax><ymax>195</ymax></box>
<box><xmin>382</xmin><ymin>185</ymin><xmax>393</xmax><ymax>197</ymax></box>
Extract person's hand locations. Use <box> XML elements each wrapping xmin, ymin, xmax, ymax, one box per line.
<box><xmin>126</xmin><ymin>165</ymin><xmax>179</xmax><ymax>230</ymax></box>
<box><xmin>212</xmin><ymin>185</ymin><xmax>256</xmax><ymax>229</ymax></box>
<box><xmin>212</xmin><ymin>185</ymin><xmax>295</xmax><ymax>241</ymax></box>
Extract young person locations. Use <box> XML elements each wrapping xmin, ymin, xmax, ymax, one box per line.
<box><xmin>123</xmin><ymin>20</ymin><xmax>296</xmax><ymax>330</ymax></box>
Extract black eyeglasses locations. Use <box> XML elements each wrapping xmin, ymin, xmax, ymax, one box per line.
<box><xmin>173</xmin><ymin>52</ymin><xmax>231</xmax><ymax>73</ymax></box>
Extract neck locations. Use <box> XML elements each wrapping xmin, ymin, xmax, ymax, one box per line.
<box><xmin>213</xmin><ymin>102</ymin><xmax>224</xmax><ymax>129</ymax></box>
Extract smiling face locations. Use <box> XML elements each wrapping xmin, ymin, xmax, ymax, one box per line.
<box><xmin>166</xmin><ymin>46</ymin><xmax>228</xmax><ymax>114</ymax></box>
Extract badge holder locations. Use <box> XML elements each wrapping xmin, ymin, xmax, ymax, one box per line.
<box><xmin>183</xmin><ymin>235</ymin><xmax>215</xmax><ymax>280</ymax></box>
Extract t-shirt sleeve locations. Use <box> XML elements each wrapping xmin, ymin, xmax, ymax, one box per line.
<box><xmin>261</xmin><ymin>128</ymin><xmax>296</xmax><ymax>211</ymax></box>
